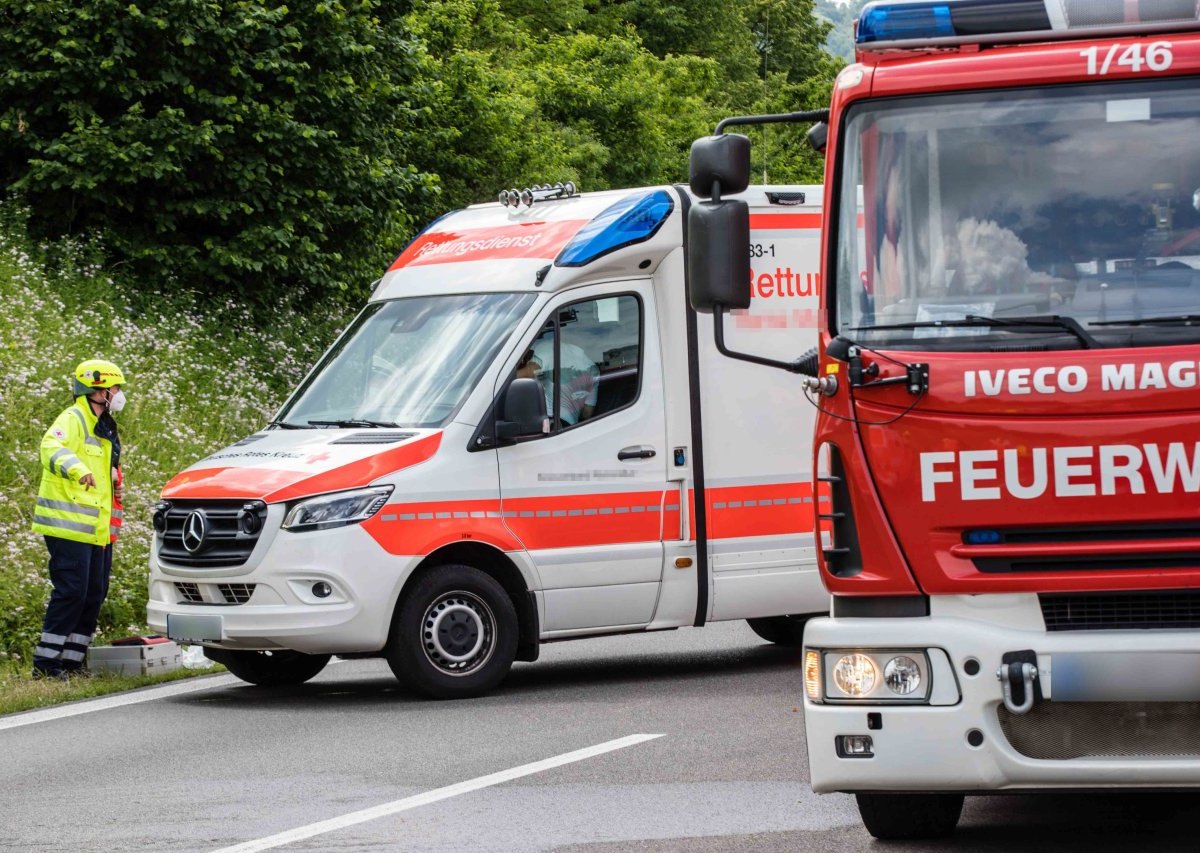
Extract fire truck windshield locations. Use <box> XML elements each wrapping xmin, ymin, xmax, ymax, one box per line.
<box><xmin>835</xmin><ymin>77</ymin><xmax>1200</xmax><ymax>349</ymax></box>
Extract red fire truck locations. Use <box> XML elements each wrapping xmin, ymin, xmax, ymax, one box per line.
<box><xmin>687</xmin><ymin>0</ymin><xmax>1200</xmax><ymax>840</ymax></box>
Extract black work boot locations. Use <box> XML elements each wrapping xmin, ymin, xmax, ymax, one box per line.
<box><xmin>31</xmin><ymin>663</ymin><xmax>69</xmax><ymax>681</ymax></box>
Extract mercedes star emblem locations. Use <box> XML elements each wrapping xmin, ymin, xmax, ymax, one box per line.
<box><xmin>182</xmin><ymin>510</ymin><xmax>208</xmax><ymax>553</ymax></box>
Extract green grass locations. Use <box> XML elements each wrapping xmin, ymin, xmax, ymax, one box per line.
<box><xmin>0</xmin><ymin>201</ymin><xmax>352</xmax><ymax>678</ymax></box>
<box><xmin>0</xmin><ymin>661</ymin><xmax>228</xmax><ymax>716</ymax></box>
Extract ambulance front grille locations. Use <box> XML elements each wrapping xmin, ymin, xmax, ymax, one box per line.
<box><xmin>217</xmin><ymin>583</ymin><xmax>256</xmax><ymax>604</ymax></box>
<box><xmin>173</xmin><ymin>582</ymin><xmax>257</xmax><ymax>605</ymax></box>
<box><xmin>175</xmin><ymin>583</ymin><xmax>202</xmax><ymax>603</ymax></box>
<box><xmin>1041</xmin><ymin>591</ymin><xmax>1200</xmax><ymax>631</ymax></box>
<box><xmin>158</xmin><ymin>500</ymin><xmax>266</xmax><ymax>568</ymax></box>
<box><xmin>998</xmin><ymin>702</ymin><xmax>1200</xmax><ymax>760</ymax></box>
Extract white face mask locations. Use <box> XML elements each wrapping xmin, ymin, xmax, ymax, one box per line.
<box><xmin>107</xmin><ymin>389</ymin><xmax>127</xmax><ymax>414</ymax></box>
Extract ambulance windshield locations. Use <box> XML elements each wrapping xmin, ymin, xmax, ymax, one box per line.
<box><xmin>836</xmin><ymin>77</ymin><xmax>1200</xmax><ymax>349</ymax></box>
<box><xmin>278</xmin><ymin>292</ymin><xmax>535</xmax><ymax>428</ymax></box>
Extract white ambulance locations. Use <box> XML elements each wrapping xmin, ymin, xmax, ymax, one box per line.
<box><xmin>147</xmin><ymin>182</ymin><xmax>828</xmax><ymax>698</ymax></box>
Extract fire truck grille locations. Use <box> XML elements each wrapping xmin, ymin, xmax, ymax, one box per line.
<box><xmin>1041</xmin><ymin>591</ymin><xmax>1200</xmax><ymax>631</ymax></box>
<box><xmin>998</xmin><ymin>702</ymin><xmax>1200</xmax><ymax>760</ymax></box>
<box><xmin>971</xmin><ymin>520</ymin><xmax>1200</xmax><ymax>575</ymax></box>
<box><xmin>174</xmin><ymin>582</ymin><xmax>257</xmax><ymax>605</ymax></box>
<box><xmin>158</xmin><ymin>500</ymin><xmax>267</xmax><ymax>568</ymax></box>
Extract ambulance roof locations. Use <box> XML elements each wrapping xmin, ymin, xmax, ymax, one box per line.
<box><xmin>371</xmin><ymin>184</ymin><xmax>822</xmax><ymax>302</ymax></box>
<box><xmin>372</xmin><ymin>187</ymin><xmax>668</xmax><ymax>301</ymax></box>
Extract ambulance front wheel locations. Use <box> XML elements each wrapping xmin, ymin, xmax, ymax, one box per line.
<box><xmin>206</xmin><ymin>648</ymin><xmax>331</xmax><ymax>687</ymax></box>
<box><xmin>746</xmin><ymin>615</ymin><xmax>808</xmax><ymax>646</ymax></box>
<box><xmin>855</xmin><ymin>793</ymin><xmax>964</xmax><ymax>840</ymax></box>
<box><xmin>387</xmin><ymin>564</ymin><xmax>518</xmax><ymax>699</ymax></box>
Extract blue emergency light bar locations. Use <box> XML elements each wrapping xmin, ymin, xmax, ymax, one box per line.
<box><xmin>556</xmin><ymin>190</ymin><xmax>674</xmax><ymax>268</ymax></box>
<box><xmin>857</xmin><ymin>0</ymin><xmax>1200</xmax><ymax>48</ymax></box>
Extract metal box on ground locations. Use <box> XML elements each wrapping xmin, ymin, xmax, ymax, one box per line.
<box><xmin>88</xmin><ymin>640</ymin><xmax>182</xmax><ymax>676</ymax></box>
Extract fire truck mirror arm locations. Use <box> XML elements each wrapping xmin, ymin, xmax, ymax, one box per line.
<box><xmin>826</xmin><ymin>337</ymin><xmax>928</xmax><ymax>395</ymax></box>
<box><xmin>710</xmin><ymin>304</ymin><xmax>832</xmax><ymax>390</ymax></box>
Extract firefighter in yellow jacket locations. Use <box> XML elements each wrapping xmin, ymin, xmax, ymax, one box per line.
<box><xmin>31</xmin><ymin>359</ymin><xmax>126</xmax><ymax>677</ymax></box>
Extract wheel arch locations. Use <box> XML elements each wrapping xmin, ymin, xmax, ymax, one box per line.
<box><xmin>398</xmin><ymin>542</ymin><xmax>539</xmax><ymax>662</ymax></box>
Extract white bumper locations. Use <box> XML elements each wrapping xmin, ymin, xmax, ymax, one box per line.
<box><xmin>804</xmin><ymin>595</ymin><xmax>1200</xmax><ymax>793</ymax></box>
<box><xmin>147</xmin><ymin>517</ymin><xmax>420</xmax><ymax>655</ymax></box>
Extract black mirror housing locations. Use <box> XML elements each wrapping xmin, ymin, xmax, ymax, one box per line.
<box><xmin>689</xmin><ymin>134</ymin><xmax>751</xmax><ymax>198</ymax></box>
<box><xmin>687</xmin><ymin>200</ymin><xmax>751</xmax><ymax>313</ymax></box>
<box><xmin>496</xmin><ymin>377</ymin><xmax>547</xmax><ymax>439</ymax></box>
<box><xmin>806</xmin><ymin>122</ymin><xmax>829</xmax><ymax>154</ymax></box>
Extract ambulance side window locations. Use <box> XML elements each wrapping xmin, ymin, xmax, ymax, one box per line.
<box><xmin>516</xmin><ymin>294</ymin><xmax>642</xmax><ymax>433</ymax></box>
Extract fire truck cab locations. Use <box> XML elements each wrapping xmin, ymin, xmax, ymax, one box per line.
<box><xmin>147</xmin><ymin>183</ymin><xmax>829</xmax><ymax>699</ymax></box>
<box><xmin>688</xmin><ymin>0</ymin><xmax>1200</xmax><ymax>841</ymax></box>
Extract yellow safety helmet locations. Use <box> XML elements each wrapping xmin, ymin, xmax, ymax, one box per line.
<box><xmin>73</xmin><ymin>359</ymin><xmax>126</xmax><ymax>396</ymax></box>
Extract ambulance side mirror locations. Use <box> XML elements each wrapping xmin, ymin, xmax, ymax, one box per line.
<box><xmin>496</xmin><ymin>378</ymin><xmax>548</xmax><ymax>440</ymax></box>
<box><xmin>687</xmin><ymin>134</ymin><xmax>752</xmax><ymax>313</ymax></box>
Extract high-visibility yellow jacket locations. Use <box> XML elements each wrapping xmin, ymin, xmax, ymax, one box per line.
<box><xmin>32</xmin><ymin>398</ymin><xmax>113</xmax><ymax>546</ymax></box>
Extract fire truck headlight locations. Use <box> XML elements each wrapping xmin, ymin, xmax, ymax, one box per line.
<box><xmin>832</xmin><ymin>654</ymin><xmax>877</xmax><ymax>697</ymax></box>
<box><xmin>804</xmin><ymin>650</ymin><xmax>823</xmax><ymax>702</ymax></box>
<box><xmin>884</xmin><ymin>655</ymin><xmax>922</xmax><ymax>695</ymax></box>
<box><xmin>818</xmin><ymin>649</ymin><xmax>934</xmax><ymax>702</ymax></box>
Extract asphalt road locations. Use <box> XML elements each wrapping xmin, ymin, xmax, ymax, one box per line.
<box><xmin>2</xmin><ymin>621</ymin><xmax>1198</xmax><ymax>852</ymax></box>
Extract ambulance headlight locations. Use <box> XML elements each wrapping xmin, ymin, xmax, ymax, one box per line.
<box><xmin>816</xmin><ymin>649</ymin><xmax>933</xmax><ymax>703</ymax></box>
<box><xmin>282</xmin><ymin>486</ymin><xmax>393</xmax><ymax>532</ymax></box>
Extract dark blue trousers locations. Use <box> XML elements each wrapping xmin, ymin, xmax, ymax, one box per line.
<box><xmin>33</xmin><ymin>536</ymin><xmax>111</xmax><ymax>674</ymax></box>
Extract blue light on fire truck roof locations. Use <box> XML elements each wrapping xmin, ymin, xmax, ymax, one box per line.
<box><xmin>556</xmin><ymin>190</ymin><xmax>674</xmax><ymax>268</ymax></box>
<box><xmin>856</xmin><ymin>2</ymin><xmax>955</xmax><ymax>44</ymax></box>
<box><xmin>857</xmin><ymin>0</ymin><xmax>1200</xmax><ymax>47</ymax></box>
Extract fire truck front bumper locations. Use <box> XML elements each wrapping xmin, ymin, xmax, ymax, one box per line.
<box><xmin>802</xmin><ymin>597</ymin><xmax>1200</xmax><ymax>793</ymax></box>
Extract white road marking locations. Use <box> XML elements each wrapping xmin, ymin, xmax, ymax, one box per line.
<box><xmin>0</xmin><ymin>673</ymin><xmax>241</xmax><ymax>732</ymax></box>
<box><xmin>210</xmin><ymin>733</ymin><xmax>665</xmax><ymax>853</ymax></box>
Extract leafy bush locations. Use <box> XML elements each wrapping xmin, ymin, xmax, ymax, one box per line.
<box><xmin>0</xmin><ymin>202</ymin><xmax>350</xmax><ymax>666</ymax></box>
<box><xmin>405</xmin><ymin>0</ymin><xmax>835</xmax><ymax>213</ymax></box>
<box><xmin>0</xmin><ymin>0</ymin><xmax>436</xmax><ymax>303</ymax></box>
<box><xmin>0</xmin><ymin>0</ymin><xmax>835</xmax><ymax>309</ymax></box>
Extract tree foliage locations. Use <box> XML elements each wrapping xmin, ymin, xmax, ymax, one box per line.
<box><xmin>815</xmin><ymin>0</ymin><xmax>870</xmax><ymax>62</ymax></box>
<box><xmin>0</xmin><ymin>0</ymin><xmax>838</xmax><ymax>303</ymax></box>
<box><xmin>0</xmin><ymin>0</ymin><xmax>435</xmax><ymax>302</ymax></box>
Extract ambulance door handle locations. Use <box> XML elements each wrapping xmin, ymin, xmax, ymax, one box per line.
<box><xmin>618</xmin><ymin>445</ymin><xmax>656</xmax><ymax>461</ymax></box>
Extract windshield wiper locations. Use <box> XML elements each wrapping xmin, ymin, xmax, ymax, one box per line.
<box><xmin>308</xmin><ymin>419</ymin><xmax>401</xmax><ymax>428</ymax></box>
<box><xmin>1091</xmin><ymin>314</ymin><xmax>1200</xmax><ymax>327</ymax></box>
<box><xmin>268</xmin><ymin>419</ymin><xmax>309</xmax><ymax>430</ymax></box>
<box><xmin>852</xmin><ymin>314</ymin><xmax>1097</xmax><ymax>349</ymax></box>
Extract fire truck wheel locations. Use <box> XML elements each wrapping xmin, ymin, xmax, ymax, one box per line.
<box><xmin>746</xmin><ymin>615</ymin><xmax>808</xmax><ymax>646</ymax></box>
<box><xmin>387</xmin><ymin>564</ymin><xmax>518</xmax><ymax>699</ymax></box>
<box><xmin>206</xmin><ymin>649</ymin><xmax>331</xmax><ymax>687</ymax></box>
<box><xmin>855</xmin><ymin>793</ymin><xmax>964</xmax><ymax>840</ymax></box>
